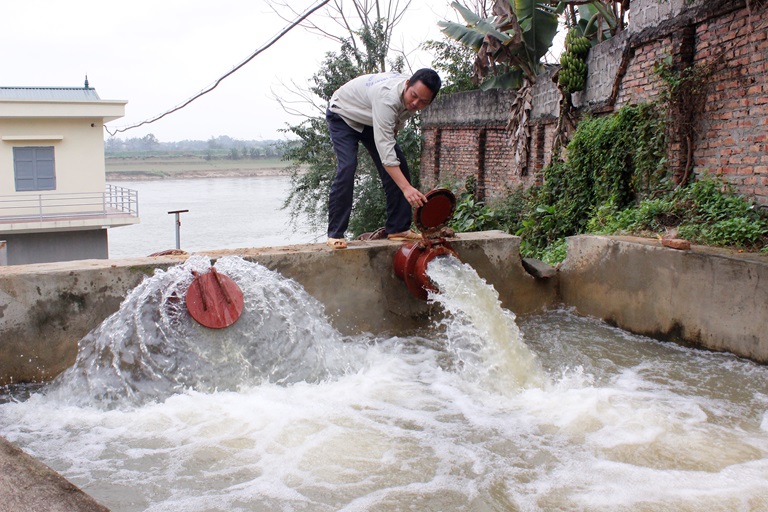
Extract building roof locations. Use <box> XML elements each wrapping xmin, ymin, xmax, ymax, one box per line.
<box><xmin>0</xmin><ymin>86</ymin><xmax>101</xmax><ymax>101</ymax></box>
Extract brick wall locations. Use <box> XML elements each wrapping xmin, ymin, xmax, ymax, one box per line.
<box><xmin>694</xmin><ymin>5</ymin><xmax>768</xmax><ymax>204</ymax></box>
<box><xmin>421</xmin><ymin>0</ymin><xmax>768</xmax><ymax>206</ymax></box>
<box><xmin>421</xmin><ymin>89</ymin><xmax>548</xmax><ymax>198</ymax></box>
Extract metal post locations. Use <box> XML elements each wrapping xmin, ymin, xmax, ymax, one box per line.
<box><xmin>168</xmin><ymin>209</ymin><xmax>189</xmax><ymax>250</ymax></box>
<box><xmin>0</xmin><ymin>240</ymin><xmax>7</xmax><ymax>266</ymax></box>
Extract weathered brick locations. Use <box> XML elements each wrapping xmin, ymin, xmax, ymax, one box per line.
<box><xmin>422</xmin><ymin>2</ymin><xmax>768</xmax><ymax>206</ymax></box>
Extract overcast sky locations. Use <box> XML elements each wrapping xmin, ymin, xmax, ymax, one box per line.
<box><xmin>3</xmin><ymin>0</ymin><xmax>453</xmax><ymax>143</ymax></box>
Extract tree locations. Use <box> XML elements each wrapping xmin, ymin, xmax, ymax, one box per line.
<box><xmin>104</xmin><ymin>137</ymin><xmax>123</xmax><ymax>153</ymax></box>
<box><xmin>141</xmin><ymin>133</ymin><xmax>160</xmax><ymax>151</ymax></box>
<box><xmin>267</xmin><ymin>0</ymin><xmax>412</xmax><ymax>75</ymax></box>
<box><xmin>277</xmin><ymin>0</ymin><xmax>422</xmax><ymax>238</ymax></box>
<box><xmin>439</xmin><ymin>1</ymin><xmax>558</xmax><ymax>90</ymax></box>
<box><xmin>422</xmin><ymin>38</ymin><xmax>479</xmax><ymax>94</ymax></box>
<box><xmin>438</xmin><ymin>0</ymin><xmax>627</xmax><ymax>171</ymax></box>
<box><xmin>439</xmin><ymin>0</ymin><xmax>558</xmax><ymax>173</ymax></box>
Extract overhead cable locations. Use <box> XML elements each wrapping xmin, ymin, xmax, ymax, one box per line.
<box><xmin>105</xmin><ymin>0</ymin><xmax>330</xmax><ymax>136</ymax></box>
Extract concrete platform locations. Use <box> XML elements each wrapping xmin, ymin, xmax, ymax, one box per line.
<box><xmin>0</xmin><ymin>436</ymin><xmax>109</xmax><ymax>512</ymax></box>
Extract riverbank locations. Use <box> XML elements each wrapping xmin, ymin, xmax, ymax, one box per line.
<box><xmin>105</xmin><ymin>156</ymin><xmax>296</xmax><ymax>181</ymax></box>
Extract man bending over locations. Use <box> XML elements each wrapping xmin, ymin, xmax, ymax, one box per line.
<box><xmin>325</xmin><ymin>68</ymin><xmax>442</xmax><ymax>249</ymax></box>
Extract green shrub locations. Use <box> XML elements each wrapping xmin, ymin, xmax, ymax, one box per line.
<box><xmin>449</xmin><ymin>194</ymin><xmax>499</xmax><ymax>232</ymax></box>
<box><xmin>490</xmin><ymin>186</ymin><xmax>529</xmax><ymax>235</ymax></box>
<box><xmin>440</xmin><ymin>104</ymin><xmax>767</xmax><ymax>260</ymax></box>
<box><xmin>517</xmin><ymin>103</ymin><xmax>669</xmax><ymax>254</ymax></box>
<box><xmin>539</xmin><ymin>238</ymin><xmax>568</xmax><ymax>266</ymax></box>
<box><xmin>442</xmin><ymin>175</ymin><xmax>500</xmax><ymax>233</ymax></box>
<box><xmin>583</xmin><ymin>174</ymin><xmax>768</xmax><ymax>251</ymax></box>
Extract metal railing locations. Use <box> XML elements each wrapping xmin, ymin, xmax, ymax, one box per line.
<box><xmin>0</xmin><ymin>184</ymin><xmax>139</xmax><ymax>223</ymax></box>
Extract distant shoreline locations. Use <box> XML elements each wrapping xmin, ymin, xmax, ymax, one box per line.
<box><xmin>105</xmin><ymin>168</ymin><xmax>295</xmax><ymax>181</ymax></box>
<box><xmin>104</xmin><ymin>155</ymin><xmax>298</xmax><ymax>181</ymax></box>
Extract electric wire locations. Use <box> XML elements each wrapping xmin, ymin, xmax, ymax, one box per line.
<box><xmin>105</xmin><ymin>0</ymin><xmax>330</xmax><ymax>137</ymax></box>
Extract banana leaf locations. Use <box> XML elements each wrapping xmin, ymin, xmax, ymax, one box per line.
<box><xmin>480</xmin><ymin>68</ymin><xmax>524</xmax><ymax>90</ymax></box>
<box><xmin>511</xmin><ymin>0</ymin><xmax>559</xmax><ymax>62</ymax></box>
<box><xmin>439</xmin><ymin>2</ymin><xmax>511</xmax><ymax>51</ymax></box>
<box><xmin>439</xmin><ymin>20</ymin><xmax>496</xmax><ymax>51</ymax></box>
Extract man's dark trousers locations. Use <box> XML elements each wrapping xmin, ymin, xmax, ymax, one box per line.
<box><xmin>326</xmin><ymin>109</ymin><xmax>412</xmax><ymax>239</ymax></box>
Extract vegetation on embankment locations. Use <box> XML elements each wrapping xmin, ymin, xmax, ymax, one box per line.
<box><xmin>444</xmin><ymin>102</ymin><xmax>768</xmax><ymax>264</ymax></box>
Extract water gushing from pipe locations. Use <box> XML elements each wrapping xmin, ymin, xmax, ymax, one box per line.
<box><xmin>426</xmin><ymin>255</ymin><xmax>547</xmax><ymax>392</ymax></box>
<box><xmin>46</xmin><ymin>255</ymin><xmax>361</xmax><ymax>406</ymax></box>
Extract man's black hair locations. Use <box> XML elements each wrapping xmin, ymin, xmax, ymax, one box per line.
<box><xmin>409</xmin><ymin>68</ymin><xmax>442</xmax><ymax>98</ymax></box>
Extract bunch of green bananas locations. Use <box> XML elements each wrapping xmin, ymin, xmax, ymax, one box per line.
<box><xmin>565</xmin><ymin>28</ymin><xmax>591</xmax><ymax>58</ymax></box>
<box><xmin>558</xmin><ymin>28</ymin><xmax>591</xmax><ymax>93</ymax></box>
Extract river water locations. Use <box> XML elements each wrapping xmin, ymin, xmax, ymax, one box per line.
<box><xmin>108</xmin><ymin>176</ymin><xmax>322</xmax><ymax>258</ymax></box>
<box><xmin>1</xmin><ymin>255</ymin><xmax>767</xmax><ymax>511</ymax></box>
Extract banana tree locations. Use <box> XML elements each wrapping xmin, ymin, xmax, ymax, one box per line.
<box><xmin>439</xmin><ymin>0</ymin><xmax>559</xmax><ymax>174</ymax></box>
<box><xmin>438</xmin><ymin>0</ymin><xmax>559</xmax><ymax>90</ymax></box>
<box><xmin>438</xmin><ymin>1</ymin><xmax>626</xmax><ymax>173</ymax></box>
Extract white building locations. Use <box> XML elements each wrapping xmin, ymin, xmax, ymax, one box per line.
<box><xmin>0</xmin><ymin>81</ymin><xmax>138</xmax><ymax>265</ymax></box>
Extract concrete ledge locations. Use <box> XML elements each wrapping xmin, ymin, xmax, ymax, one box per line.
<box><xmin>559</xmin><ymin>235</ymin><xmax>768</xmax><ymax>362</ymax></box>
<box><xmin>4</xmin><ymin>232</ymin><xmax>766</xmax><ymax>385</ymax></box>
<box><xmin>0</xmin><ymin>436</ymin><xmax>109</xmax><ymax>512</ymax></box>
<box><xmin>0</xmin><ymin>231</ymin><xmax>556</xmax><ymax>385</ymax></box>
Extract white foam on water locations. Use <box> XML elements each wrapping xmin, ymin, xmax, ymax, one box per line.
<box><xmin>2</xmin><ymin>257</ymin><xmax>768</xmax><ymax>511</ymax></box>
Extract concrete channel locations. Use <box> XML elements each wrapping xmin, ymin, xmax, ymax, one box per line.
<box><xmin>1</xmin><ymin>232</ymin><xmax>766</xmax><ymax>510</ymax></box>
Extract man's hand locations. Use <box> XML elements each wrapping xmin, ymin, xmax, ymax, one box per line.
<box><xmin>384</xmin><ymin>164</ymin><xmax>427</xmax><ymax>207</ymax></box>
<box><xmin>402</xmin><ymin>184</ymin><xmax>427</xmax><ymax>207</ymax></box>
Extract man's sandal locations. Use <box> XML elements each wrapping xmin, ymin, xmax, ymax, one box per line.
<box><xmin>326</xmin><ymin>237</ymin><xmax>348</xmax><ymax>249</ymax></box>
<box><xmin>387</xmin><ymin>230</ymin><xmax>422</xmax><ymax>241</ymax></box>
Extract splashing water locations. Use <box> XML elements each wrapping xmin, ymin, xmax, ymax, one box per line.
<box><xmin>426</xmin><ymin>255</ymin><xmax>547</xmax><ymax>392</ymax></box>
<box><xmin>46</xmin><ymin>255</ymin><xmax>360</xmax><ymax>406</ymax></box>
<box><xmin>1</xmin><ymin>255</ymin><xmax>768</xmax><ymax>511</ymax></box>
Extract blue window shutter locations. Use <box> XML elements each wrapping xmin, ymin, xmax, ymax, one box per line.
<box><xmin>13</xmin><ymin>147</ymin><xmax>35</xmax><ymax>191</ymax></box>
<box><xmin>13</xmin><ymin>147</ymin><xmax>56</xmax><ymax>191</ymax></box>
<box><xmin>35</xmin><ymin>147</ymin><xmax>56</xmax><ymax>190</ymax></box>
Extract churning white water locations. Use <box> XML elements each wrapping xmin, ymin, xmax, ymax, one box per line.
<box><xmin>1</xmin><ymin>255</ymin><xmax>768</xmax><ymax>511</ymax></box>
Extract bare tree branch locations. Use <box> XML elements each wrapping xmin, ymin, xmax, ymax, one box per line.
<box><xmin>266</xmin><ymin>0</ymin><xmax>416</xmax><ymax>119</ymax></box>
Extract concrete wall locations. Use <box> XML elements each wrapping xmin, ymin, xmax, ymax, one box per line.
<box><xmin>560</xmin><ymin>235</ymin><xmax>768</xmax><ymax>363</ymax></box>
<box><xmin>3</xmin><ymin>232</ymin><xmax>767</xmax><ymax>385</ymax></box>
<box><xmin>3</xmin><ymin>229</ymin><xmax>108</xmax><ymax>266</ymax></box>
<box><xmin>0</xmin><ymin>232</ymin><xmax>557</xmax><ymax>385</ymax></box>
<box><xmin>0</xmin><ymin>436</ymin><xmax>109</xmax><ymax>512</ymax></box>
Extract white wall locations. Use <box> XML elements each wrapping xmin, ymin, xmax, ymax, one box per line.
<box><xmin>0</xmin><ymin>117</ymin><xmax>107</xmax><ymax>196</ymax></box>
